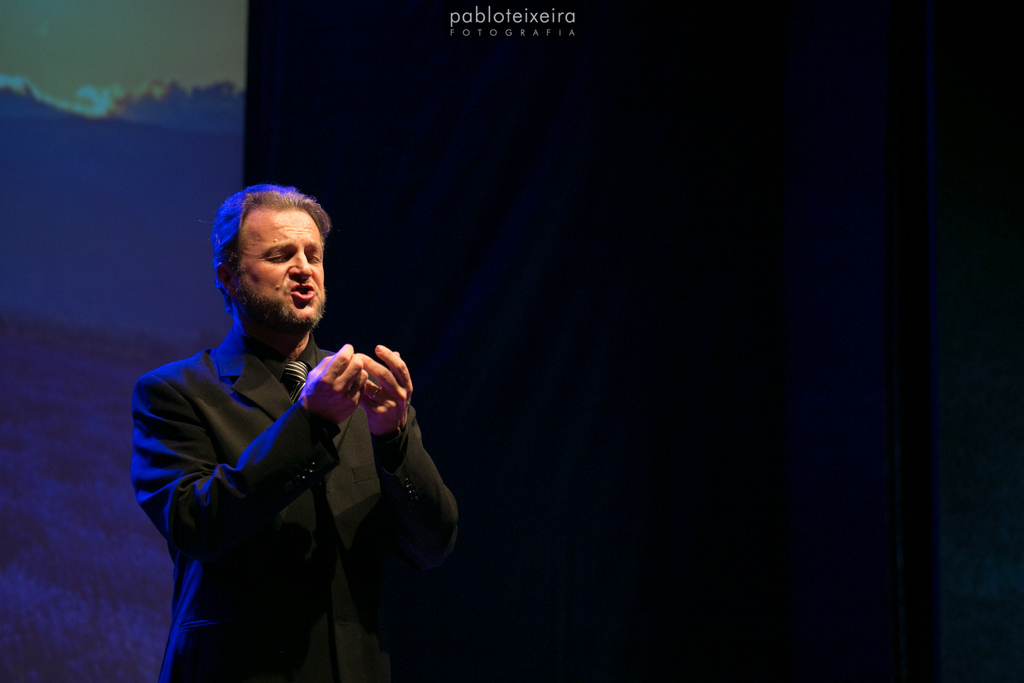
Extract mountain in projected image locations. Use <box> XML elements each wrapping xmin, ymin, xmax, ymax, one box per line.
<box><xmin>0</xmin><ymin>87</ymin><xmax>73</xmax><ymax>120</ymax></box>
<box><xmin>118</xmin><ymin>81</ymin><xmax>244</xmax><ymax>134</ymax></box>
<box><xmin>0</xmin><ymin>80</ymin><xmax>244</xmax><ymax>353</ymax></box>
<box><xmin>0</xmin><ymin>76</ymin><xmax>244</xmax><ymax>133</ymax></box>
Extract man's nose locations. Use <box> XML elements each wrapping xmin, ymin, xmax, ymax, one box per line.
<box><xmin>290</xmin><ymin>254</ymin><xmax>313</xmax><ymax>278</ymax></box>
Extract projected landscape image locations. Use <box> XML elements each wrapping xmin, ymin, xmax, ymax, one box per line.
<box><xmin>0</xmin><ymin>2</ymin><xmax>247</xmax><ymax>679</ymax></box>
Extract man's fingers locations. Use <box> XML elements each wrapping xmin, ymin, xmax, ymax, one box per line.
<box><xmin>359</xmin><ymin>388</ymin><xmax>388</xmax><ymax>410</ymax></box>
<box><xmin>353</xmin><ymin>360</ymin><xmax>402</xmax><ymax>412</ymax></box>
<box><xmin>374</xmin><ymin>345</ymin><xmax>413</xmax><ymax>394</ymax></box>
<box><xmin>314</xmin><ymin>345</ymin><xmax>409</xmax><ymax>409</ymax></box>
<box><xmin>363</xmin><ymin>375</ymin><xmax>399</xmax><ymax>403</ymax></box>
<box><xmin>319</xmin><ymin>344</ymin><xmax>354</xmax><ymax>381</ymax></box>
<box><xmin>356</xmin><ymin>355</ymin><xmax>395</xmax><ymax>391</ymax></box>
<box><xmin>353</xmin><ymin>347</ymin><xmax>411</xmax><ymax>435</ymax></box>
<box><xmin>334</xmin><ymin>361</ymin><xmax>365</xmax><ymax>396</ymax></box>
<box><xmin>310</xmin><ymin>344</ymin><xmax>364</xmax><ymax>396</ymax></box>
<box><xmin>308</xmin><ymin>354</ymin><xmax>333</xmax><ymax>381</ymax></box>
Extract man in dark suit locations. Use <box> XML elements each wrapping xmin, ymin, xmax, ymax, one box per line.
<box><xmin>131</xmin><ymin>184</ymin><xmax>458</xmax><ymax>682</ymax></box>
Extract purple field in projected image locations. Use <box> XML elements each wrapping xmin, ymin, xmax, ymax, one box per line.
<box><xmin>0</xmin><ymin>321</ymin><xmax>173</xmax><ymax>680</ymax></box>
<box><xmin>0</xmin><ymin>84</ymin><xmax>242</xmax><ymax>680</ymax></box>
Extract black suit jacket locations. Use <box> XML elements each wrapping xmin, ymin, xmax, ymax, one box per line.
<box><xmin>131</xmin><ymin>327</ymin><xmax>458</xmax><ymax>682</ymax></box>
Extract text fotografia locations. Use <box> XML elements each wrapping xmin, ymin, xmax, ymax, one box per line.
<box><xmin>449</xmin><ymin>6</ymin><xmax>576</xmax><ymax>38</ymax></box>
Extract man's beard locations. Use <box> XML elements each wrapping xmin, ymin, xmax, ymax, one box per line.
<box><xmin>236</xmin><ymin>278</ymin><xmax>326</xmax><ymax>335</ymax></box>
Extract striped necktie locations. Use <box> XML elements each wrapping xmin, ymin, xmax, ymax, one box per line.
<box><xmin>282</xmin><ymin>360</ymin><xmax>309</xmax><ymax>403</ymax></box>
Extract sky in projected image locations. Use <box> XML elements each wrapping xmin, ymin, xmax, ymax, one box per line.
<box><xmin>0</xmin><ymin>0</ymin><xmax>247</xmax><ymax>349</ymax></box>
<box><xmin>0</xmin><ymin>0</ymin><xmax>245</xmax><ymax>115</ymax></box>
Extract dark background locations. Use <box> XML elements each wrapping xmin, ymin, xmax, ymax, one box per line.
<box><xmin>935</xmin><ymin>1</ymin><xmax>1024</xmax><ymax>681</ymax></box>
<box><xmin>247</xmin><ymin>1</ymin><xmax>905</xmax><ymax>680</ymax></box>
<box><xmin>2</xmin><ymin>1</ymin><xmax>1022</xmax><ymax>681</ymax></box>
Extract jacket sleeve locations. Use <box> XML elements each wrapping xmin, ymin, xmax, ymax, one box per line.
<box><xmin>372</xmin><ymin>405</ymin><xmax>459</xmax><ymax>570</ymax></box>
<box><xmin>130</xmin><ymin>370</ymin><xmax>340</xmax><ymax>563</ymax></box>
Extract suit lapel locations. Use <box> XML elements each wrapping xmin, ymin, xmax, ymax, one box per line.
<box><xmin>210</xmin><ymin>329</ymin><xmax>356</xmax><ymax>435</ymax></box>
<box><xmin>212</xmin><ymin>328</ymin><xmax>293</xmax><ymax>420</ymax></box>
<box><xmin>232</xmin><ymin>360</ymin><xmax>293</xmax><ymax>419</ymax></box>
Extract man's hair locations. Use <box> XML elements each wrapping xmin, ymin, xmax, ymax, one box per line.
<box><xmin>211</xmin><ymin>184</ymin><xmax>332</xmax><ymax>313</ymax></box>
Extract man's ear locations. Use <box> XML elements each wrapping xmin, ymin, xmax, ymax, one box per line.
<box><xmin>216</xmin><ymin>263</ymin><xmax>238</xmax><ymax>298</ymax></box>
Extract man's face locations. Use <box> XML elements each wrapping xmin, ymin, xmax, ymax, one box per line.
<box><xmin>230</xmin><ymin>207</ymin><xmax>327</xmax><ymax>335</ymax></box>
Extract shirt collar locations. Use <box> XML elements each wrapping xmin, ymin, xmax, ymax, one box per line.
<box><xmin>240</xmin><ymin>332</ymin><xmax>319</xmax><ymax>382</ymax></box>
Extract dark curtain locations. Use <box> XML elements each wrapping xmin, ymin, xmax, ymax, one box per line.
<box><xmin>243</xmin><ymin>1</ymin><xmax>938</xmax><ymax>680</ymax></box>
